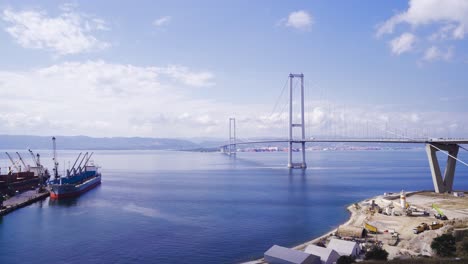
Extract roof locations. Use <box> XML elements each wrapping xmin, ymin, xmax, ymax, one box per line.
<box><xmin>264</xmin><ymin>245</ymin><xmax>320</xmax><ymax>264</ymax></box>
<box><xmin>304</xmin><ymin>245</ymin><xmax>340</xmax><ymax>263</ymax></box>
<box><xmin>327</xmin><ymin>239</ymin><xmax>359</xmax><ymax>256</ymax></box>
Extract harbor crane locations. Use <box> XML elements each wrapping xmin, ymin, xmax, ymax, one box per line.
<box><xmin>52</xmin><ymin>137</ymin><xmax>59</xmax><ymax>179</ymax></box>
<box><xmin>29</xmin><ymin>149</ymin><xmax>46</xmax><ymax>191</ymax></box>
<box><xmin>16</xmin><ymin>152</ymin><xmax>29</xmax><ymax>171</ymax></box>
<box><xmin>5</xmin><ymin>152</ymin><xmax>20</xmax><ymax>172</ymax></box>
<box><xmin>68</xmin><ymin>152</ymin><xmax>82</xmax><ymax>177</ymax></box>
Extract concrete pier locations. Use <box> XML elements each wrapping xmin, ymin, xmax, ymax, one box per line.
<box><xmin>1</xmin><ymin>190</ymin><xmax>49</xmax><ymax>216</ymax></box>
<box><xmin>426</xmin><ymin>143</ymin><xmax>460</xmax><ymax>193</ymax></box>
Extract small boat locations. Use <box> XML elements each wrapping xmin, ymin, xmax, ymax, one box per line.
<box><xmin>48</xmin><ymin>137</ymin><xmax>101</xmax><ymax>199</ymax></box>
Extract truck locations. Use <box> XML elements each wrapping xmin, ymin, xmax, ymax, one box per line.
<box><xmin>429</xmin><ymin>221</ymin><xmax>444</xmax><ymax>230</ymax></box>
<box><xmin>365</xmin><ymin>222</ymin><xmax>378</xmax><ymax>234</ymax></box>
<box><xmin>413</xmin><ymin>223</ymin><xmax>429</xmax><ymax>234</ymax></box>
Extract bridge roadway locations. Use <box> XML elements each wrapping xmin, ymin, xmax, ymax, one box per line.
<box><xmin>221</xmin><ymin>138</ymin><xmax>468</xmax><ymax>193</ymax></box>
<box><xmin>225</xmin><ymin>138</ymin><xmax>468</xmax><ymax>146</ymax></box>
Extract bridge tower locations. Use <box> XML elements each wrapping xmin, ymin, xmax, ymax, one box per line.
<box><xmin>426</xmin><ymin>143</ymin><xmax>460</xmax><ymax>193</ymax></box>
<box><xmin>288</xmin><ymin>73</ymin><xmax>307</xmax><ymax>169</ymax></box>
<box><xmin>228</xmin><ymin>117</ymin><xmax>236</xmax><ymax>155</ymax></box>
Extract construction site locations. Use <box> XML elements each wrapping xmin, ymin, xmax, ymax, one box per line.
<box><xmin>299</xmin><ymin>191</ymin><xmax>468</xmax><ymax>260</ymax></box>
<box><xmin>246</xmin><ymin>190</ymin><xmax>468</xmax><ymax>264</ymax></box>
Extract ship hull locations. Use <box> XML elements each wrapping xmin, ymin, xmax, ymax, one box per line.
<box><xmin>49</xmin><ymin>175</ymin><xmax>101</xmax><ymax>199</ymax></box>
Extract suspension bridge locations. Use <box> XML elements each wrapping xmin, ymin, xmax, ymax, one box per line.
<box><xmin>220</xmin><ymin>73</ymin><xmax>468</xmax><ymax>194</ymax></box>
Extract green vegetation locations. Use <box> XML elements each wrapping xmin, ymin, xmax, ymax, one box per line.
<box><xmin>364</xmin><ymin>246</ymin><xmax>388</xmax><ymax>261</ymax></box>
<box><xmin>431</xmin><ymin>234</ymin><xmax>456</xmax><ymax>257</ymax></box>
<box><xmin>337</xmin><ymin>255</ymin><xmax>356</xmax><ymax>264</ymax></box>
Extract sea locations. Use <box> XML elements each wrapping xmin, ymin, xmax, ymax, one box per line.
<box><xmin>1</xmin><ymin>149</ymin><xmax>468</xmax><ymax>264</ymax></box>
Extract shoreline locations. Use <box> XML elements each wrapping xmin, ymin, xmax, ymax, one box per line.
<box><xmin>243</xmin><ymin>190</ymin><xmax>468</xmax><ymax>264</ymax></box>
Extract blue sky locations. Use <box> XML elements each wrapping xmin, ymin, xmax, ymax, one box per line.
<box><xmin>0</xmin><ymin>0</ymin><xmax>467</xmax><ymax>138</ymax></box>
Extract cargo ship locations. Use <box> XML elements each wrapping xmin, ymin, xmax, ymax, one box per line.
<box><xmin>48</xmin><ymin>137</ymin><xmax>101</xmax><ymax>199</ymax></box>
<box><xmin>0</xmin><ymin>150</ymin><xmax>49</xmax><ymax>195</ymax></box>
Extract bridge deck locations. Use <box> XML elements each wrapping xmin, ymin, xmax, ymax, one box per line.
<box><xmin>221</xmin><ymin>138</ymin><xmax>468</xmax><ymax>147</ymax></box>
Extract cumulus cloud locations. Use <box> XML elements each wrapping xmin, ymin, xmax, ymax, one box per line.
<box><xmin>376</xmin><ymin>0</ymin><xmax>468</xmax><ymax>60</ymax></box>
<box><xmin>2</xmin><ymin>7</ymin><xmax>109</xmax><ymax>55</ymax></box>
<box><xmin>0</xmin><ymin>61</ymin><xmax>219</xmax><ymax>137</ymax></box>
<box><xmin>423</xmin><ymin>46</ymin><xmax>453</xmax><ymax>61</ymax></box>
<box><xmin>390</xmin><ymin>33</ymin><xmax>416</xmax><ymax>55</ymax></box>
<box><xmin>153</xmin><ymin>16</ymin><xmax>171</xmax><ymax>27</ymax></box>
<box><xmin>280</xmin><ymin>10</ymin><xmax>313</xmax><ymax>30</ymax></box>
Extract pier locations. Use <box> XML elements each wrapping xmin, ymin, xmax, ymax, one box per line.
<box><xmin>0</xmin><ymin>189</ymin><xmax>49</xmax><ymax>216</ymax></box>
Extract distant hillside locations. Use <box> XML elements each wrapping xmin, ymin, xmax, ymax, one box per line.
<box><xmin>0</xmin><ymin>135</ymin><xmax>202</xmax><ymax>150</ymax></box>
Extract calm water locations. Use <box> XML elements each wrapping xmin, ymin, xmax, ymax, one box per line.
<box><xmin>1</xmin><ymin>150</ymin><xmax>468</xmax><ymax>263</ymax></box>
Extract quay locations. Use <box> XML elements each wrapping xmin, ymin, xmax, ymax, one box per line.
<box><xmin>0</xmin><ymin>189</ymin><xmax>49</xmax><ymax>216</ymax></box>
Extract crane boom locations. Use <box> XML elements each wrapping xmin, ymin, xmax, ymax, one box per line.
<box><xmin>432</xmin><ymin>204</ymin><xmax>445</xmax><ymax>216</ymax></box>
<box><xmin>69</xmin><ymin>152</ymin><xmax>82</xmax><ymax>176</ymax></box>
<box><xmin>29</xmin><ymin>149</ymin><xmax>39</xmax><ymax>166</ymax></box>
<box><xmin>5</xmin><ymin>152</ymin><xmax>20</xmax><ymax>171</ymax></box>
<box><xmin>82</xmin><ymin>152</ymin><xmax>94</xmax><ymax>168</ymax></box>
<box><xmin>16</xmin><ymin>152</ymin><xmax>28</xmax><ymax>170</ymax></box>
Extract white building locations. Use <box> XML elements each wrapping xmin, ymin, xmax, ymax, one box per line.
<box><xmin>264</xmin><ymin>245</ymin><xmax>321</xmax><ymax>264</ymax></box>
<box><xmin>304</xmin><ymin>245</ymin><xmax>340</xmax><ymax>264</ymax></box>
<box><xmin>327</xmin><ymin>238</ymin><xmax>360</xmax><ymax>257</ymax></box>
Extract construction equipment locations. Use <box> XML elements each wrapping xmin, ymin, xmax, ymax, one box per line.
<box><xmin>413</xmin><ymin>223</ymin><xmax>429</xmax><ymax>234</ymax></box>
<box><xmin>429</xmin><ymin>221</ymin><xmax>444</xmax><ymax>230</ymax></box>
<box><xmin>432</xmin><ymin>204</ymin><xmax>448</xmax><ymax>220</ymax></box>
<box><xmin>364</xmin><ymin>222</ymin><xmax>378</xmax><ymax>234</ymax></box>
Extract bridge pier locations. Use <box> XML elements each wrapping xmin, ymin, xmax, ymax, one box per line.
<box><xmin>425</xmin><ymin>143</ymin><xmax>459</xmax><ymax>193</ymax></box>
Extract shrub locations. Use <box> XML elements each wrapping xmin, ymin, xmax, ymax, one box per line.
<box><xmin>431</xmin><ymin>233</ymin><xmax>456</xmax><ymax>257</ymax></box>
<box><xmin>337</xmin><ymin>255</ymin><xmax>356</xmax><ymax>264</ymax></box>
<box><xmin>364</xmin><ymin>246</ymin><xmax>388</xmax><ymax>261</ymax></box>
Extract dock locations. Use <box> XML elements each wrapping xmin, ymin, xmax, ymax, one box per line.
<box><xmin>0</xmin><ymin>189</ymin><xmax>49</xmax><ymax>216</ymax></box>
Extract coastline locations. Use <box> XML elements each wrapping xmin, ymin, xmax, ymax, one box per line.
<box><xmin>243</xmin><ymin>190</ymin><xmax>468</xmax><ymax>264</ymax></box>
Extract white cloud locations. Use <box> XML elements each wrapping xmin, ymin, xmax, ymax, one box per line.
<box><xmin>423</xmin><ymin>46</ymin><xmax>453</xmax><ymax>61</ymax></box>
<box><xmin>390</xmin><ymin>33</ymin><xmax>416</xmax><ymax>55</ymax></box>
<box><xmin>153</xmin><ymin>16</ymin><xmax>171</xmax><ymax>27</ymax></box>
<box><xmin>281</xmin><ymin>10</ymin><xmax>313</xmax><ymax>30</ymax></box>
<box><xmin>2</xmin><ymin>7</ymin><xmax>109</xmax><ymax>55</ymax></box>
<box><xmin>376</xmin><ymin>0</ymin><xmax>468</xmax><ymax>60</ymax></box>
<box><xmin>377</xmin><ymin>0</ymin><xmax>468</xmax><ymax>38</ymax></box>
<box><xmin>158</xmin><ymin>65</ymin><xmax>214</xmax><ymax>87</ymax></box>
<box><xmin>0</xmin><ymin>61</ymin><xmax>219</xmax><ymax>137</ymax></box>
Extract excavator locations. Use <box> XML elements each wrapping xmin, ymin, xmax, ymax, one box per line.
<box><xmin>432</xmin><ymin>204</ymin><xmax>448</xmax><ymax>220</ymax></box>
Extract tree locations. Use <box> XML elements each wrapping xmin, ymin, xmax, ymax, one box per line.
<box><xmin>337</xmin><ymin>255</ymin><xmax>356</xmax><ymax>264</ymax></box>
<box><xmin>431</xmin><ymin>233</ymin><xmax>456</xmax><ymax>257</ymax></box>
<box><xmin>364</xmin><ymin>246</ymin><xmax>388</xmax><ymax>261</ymax></box>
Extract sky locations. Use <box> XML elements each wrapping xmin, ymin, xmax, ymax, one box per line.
<box><xmin>0</xmin><ymin>0</ymin><xmax>467</xmax><ymax>139</ymax></box>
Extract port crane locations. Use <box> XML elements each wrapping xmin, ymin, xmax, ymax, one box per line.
<box><xmin>5</xmin><ymin>152</ymin><xmax>21</xmax><ymax>172</ymax></box>
<box><xmin>52</xmin><ymin>137</ymin><xmax>59</xmax><ymax>179</ymax></box>
<box><xmin>68</xmin><ymin>152</ymin><xmax>82</xmax><ymax>176</ymax></box>
<box><xmin>16</xmin><ymin>152</ymin><xmax>29</xmax><ymax>171</ymax></box>
<box><xmin>29</xmin><ymin>149</ymin><xmax>46</xmax><ymax>190</ymax></box>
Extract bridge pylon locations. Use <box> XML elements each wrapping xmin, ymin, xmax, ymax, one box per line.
<box><xmin>228</xmin><ymin>117</ymin><xmax>236</xmax><ymax>156</ymax></box>
<box><xmin>426</xmin><ymin>143</ymin><xmax>459</xmax><ymax>193</ymax></box>
<box><xmin>288</xmin><ymin>73</ymin><xmax>307</xmax><ymax>169</ymax></box>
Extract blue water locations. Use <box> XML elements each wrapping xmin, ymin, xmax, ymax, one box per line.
<box><xmin>1</xmin><ymin>150</ymin><xmax>468</xmax><ymax>264</ymax></box>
